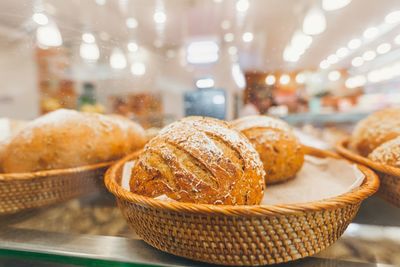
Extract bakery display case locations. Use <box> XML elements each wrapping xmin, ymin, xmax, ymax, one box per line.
<box><xmin>1</xmin><ymin>0</ymin><xmax>400</xmax><ymax>266</ymax></box>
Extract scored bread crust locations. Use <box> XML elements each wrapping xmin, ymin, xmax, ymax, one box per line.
<box><xmin>350</xmin><ymin>108</ymin><xmax>400</xmax><ymax>156</ymax></box>
<box><xmin>368</xmin><ymin>136</ymin><xmax>400</xmax><ymax>168</ymax></box>
<box><xmin>231</xmin><ymin>116</ymin><xmax>304</xmax><ymax>184</ymax></box>
<box><xmin>129</xmin><ymin>116</ymin><xmax>265</xmax><ymax>205</ymax></box>
<box><xmin>1</xmin><ymin>109</ymin><xmax>146</xmax><ymax>173</ymax></box>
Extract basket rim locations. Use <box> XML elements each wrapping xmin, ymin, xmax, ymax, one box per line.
<box><xmin>104</xmin><ymin>146</ymin><xmax>380</xmax><ymax>216</ymax></box>
<box><xmin>0</xmin><ymin>160</ymin><xmax>113</xmax><ymax>181</ymax></box>
<box><xmin>336</xmin><ymin>138</ymin><xmax>400</xmax><ymax>177</ymax></box>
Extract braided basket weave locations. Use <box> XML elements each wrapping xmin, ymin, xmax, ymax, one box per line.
<box><xmin>105</xmin><ymin>147</ymin><xmax>379</xmax><ymax>266</ymax></box>
<box><xmin>0</xmin><ymin>161</ymin><xmax>111</xmax><ymax>215</ymax></box>
<box><xmin>336</xmin><ymin>138</ymin><xmax>400</xmax><ymax>207</ymax></box>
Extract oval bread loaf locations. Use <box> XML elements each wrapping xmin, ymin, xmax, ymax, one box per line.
<box><xmin>129</xmin><ymin>116</ymin><xmax>265</xmax><ymax>205</ymax></box>
<box><xmin>1</xmin><ymin>109</ymin><xmax>146</xmax><ymax>173</ymax></box>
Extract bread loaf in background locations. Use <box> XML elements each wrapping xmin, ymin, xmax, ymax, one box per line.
<box><xmin>368</xmin><ymin>136</ymin><xmax>400</xmax><ymax>168</ymax></box>
<box><xmin>129</xmin><ymin>116</ymin><xmax>265</xmax><ymax>205</ymax></box>
<box><xmin>1</xmin><ymin>109</ymin><xmax>146</xmax><ymax>173</ymax></box>
<box><xmin>231</xmin><ymin>115</ymin><xmax>304</xmax><ymax>184</ymax></box>
<box><xmin>350</xmin><ymin>108</ymin><xmax>400</xmax><ymax>156</ymax></box>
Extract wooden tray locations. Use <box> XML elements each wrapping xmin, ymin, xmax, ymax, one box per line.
<box><xmin>105</xmin><ymin>147</ymin><xmax>379</xmax><ymax>266</ymax></box>
<box><xmin>336</xmin><ymin>138</ymin><xmax>400</xmax><ymax>207</ymax></box>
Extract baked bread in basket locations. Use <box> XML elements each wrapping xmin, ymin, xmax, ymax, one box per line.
<box><xmin>0</xmin><ymin>109</ymin><xmax>146</xmax><ymax>214</ymax></box>
<box><xmin>231</xmin><ymin>115</ymin><xmax>304</xmax><ymax>184</ymax></box>
<box><xmin>337</xmin><ymin>108</ymin><xmax>400</xmax><ymax>207</ymax></box>
<box><xmin>106</xmin><ymin>116</ymin><xmax>379</xmax><ymax>265</ymax></box>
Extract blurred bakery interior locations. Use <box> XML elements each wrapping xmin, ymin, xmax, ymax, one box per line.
<box><xmin>0</xmin><ymin>0</ymin><xmax>399</xmax><ymax>134</ymax></box>
<box><xmin>1</xmin><ymin>0</ymin><xmax>400</xmax><ymax>266</ymax></box>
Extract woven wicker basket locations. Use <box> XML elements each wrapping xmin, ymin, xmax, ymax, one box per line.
<box><xmin>0</xmin><ymin>161</ymin><xmax>111</xmax><ymax>215</ymax></box>
<box><xmin>336</xmin><ymin>138</ymin><xmax>400</xmax><ymax>207</ymax></box>
<box><xmin>105</xmin><ymin>147</ymin><xmax>379</xmax><ymax>266</ymax></box>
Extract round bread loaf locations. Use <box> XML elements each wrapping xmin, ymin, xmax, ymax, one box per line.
<box><xmin>129</xmin><ymin>116</ymin><xmax>265</xmax><ymax>205</ymax></box>
<box><xmin>368</xmin><ymin>136</ymin><xmax>400</xmax><ymax>168</ymax></box>
<box><xmin>350</xmin><ymin>108</ymin><xmax>400</xmax><ymax>156</ymax></box>
<box><xmin>231</xmin><ymin>115</ymin><xmax>304</xmax><ymax>184</ymax></box>
<box><xmin>1</xmin><ymin>109</ymin><xmax>146</xmax><ymax>173</ymax></box>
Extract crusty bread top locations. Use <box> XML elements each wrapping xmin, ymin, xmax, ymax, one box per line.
<box><xmin>369</xmin><ymin>136</ymin><xmax>400</xmax><ymax>168</ymax></box>
<box><xmin>231</xmin><ymin>115</ymin><xmax>292</xmax><ymax>132</ymax></box>
<box><xmin>351</xmin><ymin>108</ymin><xmax>400</xmax><ymax>155</ymax></box>
<box><xmin>130</xmin><ymin>116</ymin><xmax>265</xmax><ymax>205</ymax></box>
<box><xmin>2</xmin><ymin>109</ymin><xmax>146</xmax><ymax>172</ymax></box>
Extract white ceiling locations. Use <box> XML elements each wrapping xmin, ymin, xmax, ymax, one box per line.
<box><xmin>0</xmin><ymin>0</ymin><xmax>399</xmax><ymax>71</ymax></box>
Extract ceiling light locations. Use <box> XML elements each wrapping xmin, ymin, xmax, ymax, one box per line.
<box><xmin>265</xmin><ymin>74</ymin><xmax>276</xmax><ymax>85</ymax></box>
<box><xmin>345</xmin><ymin>75</ymin><xmax>366</xmax><ymax>88</ymax></box>
<box><xmin>187</xmin><ymin>41</ymin><xmax>219</xmax><ymax>64</ymax></box>
<box><xmin>221</xmin><ymin>20</ymin><xmax>231</xmax><ymax>30</ymax></box>
<box><xmin>302</xmin><ymin>8</ymin><xmax>326</xmax><ymax>35</ymax></box>
<box><xmin>131</xmin><ymin>62</ymin><xmax>146</xmax><ymax>75</ymax></box>
<box><xmin>242</xmin><ymin>32</ymin><xmax>253</xmax><ymax>42</ymax></box>
<box><xmin>95</xmin><ymin>0</ymin><xmax>106</xmax><ymax>5</ymax></box>
<box><xmin>385</xmin><ymin>10</ymin><xmax>400</xmax><ymax>24</ymax></box>
<box><xmin>283</xmin><ymin>47</ymin><xmax>300</xmax><ymax>62</ymax></box>
<box><xmin>363</xmin><ymin>27</ymin><xmax>379</xmax><ymax>39</ymax></box>
<box><xmin>214</xmin><ymin>0</ymin><xmax>223</xmax><ymax>3</ymax></box>
<box><xmin>110</xmin><ymin>48</ymin><xmax>127</xmax><ymax>69</ymax></box>
<box><xmin>395</xmin><ymin>34</ymin><xmax>400</xmax><ymax>45</ymax></box>
<box><xmin>348</xmin><ymin>38</ymin><xmax>361</xmax><ymax>50</ymax></box>
<box><xmin>327</xmin><ymin>54</ymin><xmax>339</xmax><ymax>64</ymax></box>
<box><xmin>80</xmin><ymin>42</ymin><xmax>100</xmax><ymax>62</ymax></box>
<box><xmin>82</xmin><ymin>33</ymin><xmax>95</xmax><ymax>43</ymax></box>
<box><xmin>32</xmin><ymin>13</ymin><xmax>48</xmax><ymax>25</ymax></box>
<box><xmin>291</xmin><ymin>31</ymin><xmax>313</xmax><ymax>50</ymax></box>
<box><xmin>126</xmin><ymin>17</ymin><xmax>138</xmax><ymax>28</ymax></box>
<box><xmin>322</xmin><ymin>0</ymin><xmax>351</xmax><ymax>11</ymax></box>
<box><xmin>279</xmin><ymin>74</ymin><xmax>290</xmax><ymax>85</ymax></box>
<box><xmin>376</xmin><ymin>43</ymin><xmax>391</xmax><ymax>54</ymax></box>
<box><xmin>328</xmin><ymin>70</ymin><xmax>341</xmax><ymax>81</ymax></box>
<box><xmin>228</xmin><ymin>46</ymin><xmax>238</xmax><ymax>55</ymax></box>
<box><xmin>224</xmin><ymin>33</ymin><xmax>234</xmax><ymax>42</ymax></box>
<box><xmin>232</xmin><ymin>63</ymin><xmax>245</xmax><ymax>88</ymax></box>
<box><xmin>196</xmin><ymin>78</ymin><xmax>215</xmax><ymax>88</ymax></box>
<box><xmin>236</xmin><ymin>0</ymin><xmax>249</xmax><ymax>12</ymax></box>
<box><xmin>351</xmin><ymin>57</ymin><xmax>364</xmax><ymax>67</ymax></box>
<box><xmin>153</xmin><ymin>11</ymin><xmax>166</xmax><ymax>24</ymax></box>
<box><xmin>36</xmin><ymin>23</ymin><xmax>62</xmax><ymax>47</ymax></box>
<box><xmin>320</xmin><ymin>60</ymin><xmax>329</xmax><ymax>69</ymax></box>
<box><xmin>295</xmin><ymin>73</ymin><xmax>306</xmax><ymax>84</ymax></box>
<box><xmin>362</xmin><ymin>50</ymin><xmax>376</xmax><ymax>61</ymax></box>
<box><xmin>336</xmin><ymin>47</ymin><xmax>349</xmax><ymax>58</ymax></box>
<box><xmin>127</xmin><ymin>42</ymin><xmax>138</xmax><ymax>52</ymax></box>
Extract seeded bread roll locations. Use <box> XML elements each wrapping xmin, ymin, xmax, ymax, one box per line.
<box><xmin>350</xmin><ymin>108</ymin><xmax>400</xmax><ymax>156</ymax></box>
<box><xmin>129</xmin><ymin>116</ymin><xmax>265</xmax><ymax>205</ymax></box>
<box><xmin>368</xmin><ymin>136</ymin><xmax>400</xmax><ymax>168</ymax></box>
<box><xmin>231</xmin><ymin>115</ymin><xmax>304</xmax><ymax>184</ymax></box>
<box><xmin>1</xmin><ymin>109</ymin><xmax>146</xmax><ymax>173</ymax></box>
